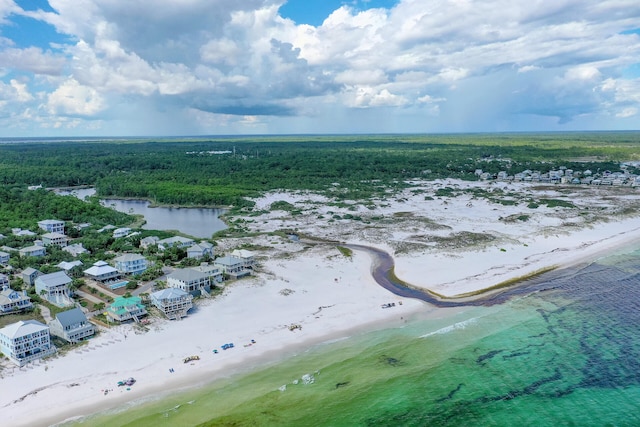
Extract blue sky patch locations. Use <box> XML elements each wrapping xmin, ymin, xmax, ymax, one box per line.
<box><xmin>15</xmin><ymin>0</ymin><xmax>57</xmax><ymax>13</ymax></box>
<box><xmin>620</xmin><ymin>28</ymin><xmax>640</xmax><ymax>35</ymax></box>
<box><xmin>279</xmin><ymin>0</ymin><xmax>399</xmax><ymax>26</ymax></box>
<box><xmin>621</xmin><ymin>63</ymin><xmax>640</xmax><ymax>79</ymax></box>
<box><xmin>2</xmin><ymin>14</ymin><xmax>70</xmax><ymax>50</ymax></box>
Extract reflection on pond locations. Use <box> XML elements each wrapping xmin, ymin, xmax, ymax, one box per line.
<box><xmin>57</xmin><ymin>188</ymin><xmax>227</xmax><ymax>239</ymax></box>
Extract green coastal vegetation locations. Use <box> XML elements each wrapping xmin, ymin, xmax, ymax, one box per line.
<box><xmin>1</xmin><ymin>133</ymin><xmax>638</xmax><ymax>210</ymax></box>
<box><xmin>1</xmin><ymin>132</ymin><xmax>638</xmax><ymax>321</ymax></box>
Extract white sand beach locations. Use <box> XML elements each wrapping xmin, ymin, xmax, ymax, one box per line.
<box><xmin>3</xmin><ymin>179</ymin><xmax>640</xmax><ymax>426</ymax></box>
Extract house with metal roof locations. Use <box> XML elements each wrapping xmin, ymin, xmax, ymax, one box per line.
<box><xmin>230</xmin><ymin>249</ymin><xmax>256</xmax><ymax>269</ymax></box>
<box><xmin>63</xmin><ymin>243</ymin><xmax>89</xmax><ymax>257</ymax></box>
<box><xmin>189</xmin><ymin>264</ymin><xmax>223</xmax><ymax>284</ymax></box>
<box><xmin>0</xmin><ymin>250</ymin><xmax>10</xmax><ymax>265</ymax></box>
<box><xmin>167</xmin><ymin>268</ymin><xmax>212</xmax><ymax>297</ymax></box>
<box><xmin>35</xmin><ymin>271</ymin><xmax>74</xmax><ymax>308</ymax></box>
<box><xmin>21</xmin><ymin>267</ymin><xmax>41</xmax><ymax>286</ymax></box>
<box><xmin>106</xmin><ymin>296</ymin><xmax>147</xmax><ymax>323</ymax></box>
<box><xmin>112</xmin><ymin>227</ymin><xmax>132</xmax><ymax>238</ymax></box>
<box><xmin>187</xmin><ymin>241</ymin><xmax>215</xmax><ymax>259</ymax></box>
<box><xmin>19</xmin><ymin>245</ymin><xmax>46</xmax><ymax>258</ymax></box>
<box><xmin>49</xmin><ymin>307</ymin><xmax>95</xmax><ymax>343</ymax></box>
<box><xmin>158</xmin><ymin>236</ymin><xmax>195</xmax><ymax>250</ymax></box>
<box><xmin>84</xmin><ymin>261</ymin><xmax>120</xmax><ymax>282</ymax></box>
<box><xmin>38</xmin><ymin>219</ymin><xmax>65</xmax><ymax>234</ymax></box>
<box><xmin>150</xmin><ymin>288</ymin><xmax>193</xmax><ymax>320</ymax></box>
<box><xmin>0</xmin><ymin>320</ymin><xmax>56</xmax><ymax>366</ymax></box>
<box><xmin>12</xmin><ymin>228</ymin><xmax>36</xmax><ymax>237</ymax></box>
<box><xmin>57</xmin><ymin>260</ymin><xmax>83</xmax><ymax>272</ymax></box>
<box><xmin>42</xmin><ymin>232</ymin><xmax>68</xmax><ymax>247</ymax></box>
<box><xmin>0</xmin><ymin>284</ymin><xmax>33</xmax><ymax>314</ymax></box>
<box><xmin>113</xmin><ymin>253</ymin><xmax>148</xmax><ymax>275</ymax></box>
<box><xmin>214</xmin><ymin>255</ymin><xmax>250</xmax><ymax>279</ymax></box>
<box><xmin>140</xmin><ymin>236</ymin><xmax>160</xmax><ymax>249</ymax></box>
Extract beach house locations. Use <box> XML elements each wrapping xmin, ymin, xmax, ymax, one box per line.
<box><xmin>0</xmin><ymin>250</ymin><xmax>10</xmax><ymax>265</ymax></box>
<box><xmin>56</xmin><ymin>260</ymin><xmax>83</xmax><ymax>272</ymax></box>
<box><xmin>41</xmin><ymin>232</ymin><xmax>68</xmax><ymax>247</ymax></box>
<box><xmin>150</xmin><ymin>288</ymin><xmax>194</xmax><ymax>320</ymax></box>
<box><xmin>0</xmin><ymin>320</ymin><xmax>57</xmax><ymax>366</ymax></box>
<box><xmin>35</xmin><ymin>271</ymin><xmax>74</xmax><ymax>307</ymax></box>
<box><xmin>83</xmin><ymin>261</ymin><xmax>120</xmax><ymax>283</ymax></box>
<box><xmin>19</xmin><ymin>245</ymin><xmax>46</xmax><ymax>258</ymax></box>
<box><xmin>48</xmin><ymin>307</ymin><xmax>95</xmax><ymax>343</ymax></box>
<box><xmin>187</xmin><ymin>241</ymin><xmax>215</xmax><ymax>259</ymax></box>
<box><xmin>167</xmin><ymin>268</ymin><xmax>212</xmax><ymax>297</ymax></box>
<box><xmin>139</xmin><ymin>236</ymin><xmax>160</xmax><ymax>249</ymax></box>
<box><xmin>214</xmin><ymin>255</ymin><xmax>249</xmax><ymax>279</ymax></box>
<box><xmin>190</xmin><ymin>264</ymin><xmax>224</xmax><ymax>284</ymax></box>
<box><xmin>230</xmin><ymin>249</ymin><xmax>256</xmax><ymax>269</ymax></box>
<box><xmin>113</xmin><ymin>253</ymin><xmax>148</xmax><ymax>275</ymax></box>
<box><xmin>112</xmin><ymin>227</ymin><xmax>132</xmax><ymax>238</ymax></box>
<box><xmin>12</xmin><ymin>228</ymin><xmax>36</xmax><ymax>237</ymax></box>
<box><xmin>38</xmin><ymin>219</ymin><xmax>65</xmax><ymax>234</ymax></box>
<box><xmin>0</xmin><ymin>284</ymin><xmax>33</xmax><ymax>314</ymax></box>
<box><xmin>106</xmin><ymin>296</ymin><xmax>147</xmax><ymax>323</ymax></box>
<box><xmin>63</xmin><ymin>243</ymin><xmax>89</xmax><ymax>257</ymax></box>
<box><xmin>158</xmin><ymin>236</ymin><xmax>195</xmax><ymax>250</ymax></box>
<box><xmin>0</xmin><ymin>273</ymin><xmax>7</xmax><ymax>287</ymax></box>
<box><xmin>21</xmin><ymin>267</ymin><xmax>41</xmax><ymax>286</ymax></box>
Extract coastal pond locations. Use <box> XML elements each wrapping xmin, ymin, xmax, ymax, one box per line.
<box><xmin>56</xmin><ymin>188</ymin><xmax>227</xmax><ymax>239</ymax></box>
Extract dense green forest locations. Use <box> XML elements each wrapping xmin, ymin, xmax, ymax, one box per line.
<box><xmin>0</xmin><ymin>187</ymin><xmax>132</xmax><ymax>231</ymax></box>
<box><xmin>1</xmin><ymin>133</ymin><xmax>638</xmax><ymax>207</ymax></box>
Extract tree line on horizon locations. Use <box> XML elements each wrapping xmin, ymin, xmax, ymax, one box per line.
<box><xmin>0</xmin><ymin>134</ymin><xmax>637</xmax><ymax>208</ymax></box>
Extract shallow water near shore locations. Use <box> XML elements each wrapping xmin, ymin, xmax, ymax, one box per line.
<box><xmin>68</xmin><ymin>247</ymin><xmax>640</xmax><ymax>427</ymax></box>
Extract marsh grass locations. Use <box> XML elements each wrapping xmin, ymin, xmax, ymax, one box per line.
<box><xmin>336</xmin><ymin>246</ymin><xmax>353</xmax><ymax>258</ymax></box>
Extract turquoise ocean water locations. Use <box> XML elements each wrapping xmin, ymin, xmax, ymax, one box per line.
<box><xmin>70</xmin><ymin>247</ymin><xmax>640</xmax><ymax>427</ymax></box>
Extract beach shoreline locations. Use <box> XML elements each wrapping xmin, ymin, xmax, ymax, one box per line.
<box><xmin>3</xmin><ymin>180</ymin><xmax>640</xmax><ymax>426</ymax></box>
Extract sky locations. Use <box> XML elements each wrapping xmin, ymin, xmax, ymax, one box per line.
<box><xmin>0</xmin><ymin>0</ymin><xmax>639</xmax><ymax>137</ymax></box>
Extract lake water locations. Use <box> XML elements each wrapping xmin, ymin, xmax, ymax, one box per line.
<box><xmin>57</xmin><ymin>188</ymin><xmax>227</xmax><ymax>239</ymax></box>
<box><xmin>66</xmin><ymin>245</ymin><xmax>640</xmax><ymax>426</ymax></box>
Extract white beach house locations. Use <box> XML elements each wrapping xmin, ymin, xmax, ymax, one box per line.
<box><xmin>214</xmin><ymin>255</ymin><xmax>249</xmax><ymax>278</ymax></box>
<box><xmin>49</xmin><ymin>307</ymin><xmax>95</xmax><ymax>343</ymax></box>
<box><xmin>0</xmin><ymin>250</ymin><xmax>10</xmax><ymax>265</ymax></box>
<box><xmin>38</xmin><ymin>219</ymin><xmax>65</xmax><ymax>234</ymax></box>
<box><xmin>0</xmin><ymin>284</ymin><xmax>33</xmax><ymax>314</ymax></box>
<box><xmin>112</xmin><ymin>227</ymin><xmax>132</xmax><ymax>238</ymax></box>
<box><xmin>150</xmin><ymin>288</ymin><xmax>194</xmax><ymax>320</ymax></box>
<box><xmin>12</xmin><ymin>228</ymin><xmax>36</xmax><ymax>237</ymax></box>
<box><xmin>57</xmin><ymin>260</ymin><xmax>83</xmax><ymax>272</ymax></box>
<box><xmin>187</xmin><ymin>241</ymin><xmax>215</xmax><ymax>259</ymax></box>
<box><xmin>113</xmin><ymin>253</ymin><xmax>148</xmax><ymax>275</ymax></box>
<box><xmin>41</xmin><ymin>232</ymin><xmax>68</xmax><ymax>247</ymax></box>
<box><xmin>140</xmin><ymin>236</ymin><xmax>160</xmax><ymax>249</ymax></box>
<box><xmin>158</xmin><ymin>236</ymin><xmax>195</xmax><ymax>250</ymax></box>
<box><xmin>230</xmin><ymin>249</ymin><xmax>256</xmax><ymax>269</ymax></box>
<box><xmin>189</xmin><ymin>264</ymin><xmax>224</xmax><ymax>284</ymax></box>
<box><xmin>83</xmin><ymin>260</ymin><xmax>121</xmax><ymax>282</ymax></box>
<box><xmin>19</xmin><ymin>245</ymin><xmax>46</xmax><ymax>258</ymax></box>
<box><xmin>21</xmin><ymin>267</ymin><xmax>41</xmax><ymax>286</ymax></box>
<box><xmin>35</xmin><ymin>271</ymin><xmax>74</xmax><ymax>308</ymax></box>
<box><xmin>63</xmin><ymin>243</ymin><xmax>89</xmax><ymax>257</ymax></box>
<box><xmin>0</xmin><ymin>320</ymin><xmax>57</xmax><ymax>366</ymax></box>
<box><xmin>167</xmin><ymin>268</ymin><xmax>212</xmax><ymax>297</ymax></box>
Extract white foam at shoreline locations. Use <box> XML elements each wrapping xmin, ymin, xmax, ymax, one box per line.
<box><xmin>419</xmin><ymin>317</ymin><xmax>479</xmax><ymax>338</ymax></box>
